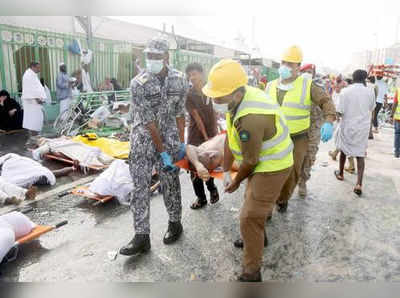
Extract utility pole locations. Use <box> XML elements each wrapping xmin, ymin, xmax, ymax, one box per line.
<box><xmin>251</xmin><ymin>16</ymin><xmax>255</xmax><ymax>50</ymax></box>
<box><xmin>74</xmin><ymin>16</ymin><xmax>93</xmax><ymax>50</ymax></box>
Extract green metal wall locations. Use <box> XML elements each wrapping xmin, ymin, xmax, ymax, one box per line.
<box><xmin>0</xmin><ymin>24</ymin><xmax>224</xmax><ymax>121</ymax></box>
<box><xmin>0</xmin><ymin>24</ymin><xmax>138</xmax><ymax>99</ymax></box>
<box><xmin>172</xmin><ymin>49</ymin><xmax>219</xmax><ymax>75</ymax></box>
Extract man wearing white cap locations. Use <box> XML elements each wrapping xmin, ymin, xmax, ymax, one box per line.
<box><xmin>56</xmin><ymin>62</ymin><xmax>73</xmax><ymax>116</ymax></box>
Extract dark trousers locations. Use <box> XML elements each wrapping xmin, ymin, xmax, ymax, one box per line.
<box><xmin>190</xmin><ymin>172</ymin><xmax>217</xmax><ymax>201</ymax></box>
<box><xmin>395</xmin><ymin>121</ymin><xmax>400</xmax><ymax>155</ymax></box>
<box><xmin>373</xmin><ymin>102</ymin><xmax>383</xmax><ymax>128</ymax></box>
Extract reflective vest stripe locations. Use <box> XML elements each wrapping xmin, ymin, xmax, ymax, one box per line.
<box><xmin>261</xmin><ymin>118</ymin><xmax>289</xmax><ymax>151</ymax></box>
<box><xmin>266</xmin><ymin>77</ymin><xmax>312</xmax><ymax>134</ymax></box>
<box><xmin>282</xmin><ymin>102</ymin><xmax>310</xmax><ymax>110</ymax></box>
<box><xmin>235</xmin><ymin>100</ymin><xmax>280</xmax><ymax>114</ymax></box>
<box><xmin>300</xmin><ymin>77</ymin><xmax>309</xmax><ymax>105</ymax></box>
<box><xmin>230</xmin><ymin>118</ymin><xmax>290</xmax><ymax>156</ymax></box>
<box><xmin>285</xmin><ymin>115</ymin><xmax>309</xmax><ymax>120</ymax></box>
<box><xmin>281</xmin><ymin>78</ymin><xmax>310</xmax><ymax>109</ymax></box>
<box><xmin>395</xmin><ymin>88</ymin><xmax>400</xmax><ymax>120</ymax></box>
<box><xmin>227</xmin><ymin>85</ymin><xmax>293</xmax><ymax>173</ymax></box>
<box><xmin>259</xmin><ymin>142</ymin><xmax>294</xmax><ymax>162</ymax></box>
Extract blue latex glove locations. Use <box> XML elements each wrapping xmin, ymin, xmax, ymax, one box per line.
<box><xmin>177</xmin><ymin>143</ymin><xmax>186</xmax><ymax>161</ymax></box>
<box><xmin>320</xmin><ymin>122</ymin><xmax>333</xmax><ymax>143</ymax></box>
<box><xmin>160</xmin><ymin>151</ymin><xmax>178</xmax><ymax>172</ymax></box>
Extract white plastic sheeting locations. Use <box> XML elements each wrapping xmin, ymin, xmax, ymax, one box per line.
<box><xmin>89</xmin><ymin>159</ymin><xmax>132</xmax><ymax>205</ymax></box>
<box><xmin>1</xmin><ymin>211</ymin><xmax>36</xmax><ymax>239</ymax></box>
<box><xmin>0</xmin><ymin>153</ymin><xmax>56</xmax><ymax>187</ymax></box>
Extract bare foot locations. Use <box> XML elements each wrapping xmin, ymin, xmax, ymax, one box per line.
<box><xmin>26</xmin><ymin>186</ymin><xmax>38</xmax><ymax>200</ymax></box>
<box><xmin>72</xmin><ymin>160</ymin><xmax>80</xmax><ymax>171</ymax></box>
<box><xmin>334</xmin><ymin>170</ymin><xmax>344</xmax><ymax>181</ymax></box>
<box><xmin>5</xmin><ymin>197</ymin><xmax>22</xmax><ymax>205</ymax></box>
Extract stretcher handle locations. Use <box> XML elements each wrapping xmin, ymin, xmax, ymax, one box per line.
<box><xmin>54</xmin><ymin>220</ymin><xmax>68</xmax><ymax>229</ymax></box>
<box><xmin>4</xmin><ymin>245</ymin><xmax>19</xmax><ymax>263</ymax></box>
<box><xmin>11</xmin><ymin>206</ymin><xmax>34</xmax><ymax>214</ymax></box>
<box><xmin>58</xmin><ymin>191</ymin><xmax>70</xmax><ymax>198</ymax></box>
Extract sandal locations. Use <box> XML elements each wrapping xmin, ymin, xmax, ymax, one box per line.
<box><xmin>353</xmin><ymin>185</ymin><xmax>362</xmax><ymax>196</ymax></box>
<box><xmin>334</xmin><ymin>170</ymin><xmax>344</xmax><ymax>181</ymax></box>
<box><xmin>190</xmin><ymin>198</ymin><xmax>207</xmax><ymax>210</ymax></box>
<box><xmin>210</xmin><ymin>189</ymin><xmax>220</xmax><ymax>204</ymax></box>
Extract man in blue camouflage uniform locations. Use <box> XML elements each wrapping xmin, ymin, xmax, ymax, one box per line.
<box><xmin>297</xmin><ymin>64</ymin><xmax>325</xmax><ymax>197</ymax></box>
<box><xmin>120</xmin><ymin>35</ymin><xmax>188</xmax><ymax>256</ymax></box>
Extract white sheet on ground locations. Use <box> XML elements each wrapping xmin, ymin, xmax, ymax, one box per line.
<box><xmin>0</xmin><ymin>211</ymin><xmax>36</xmax><ymax>239</ymax></box>
<box><xmin>32</xmin><ymin>138</ymin><xmax>113</xmax><ymax>168</ymax></box>
<box><xmin>0</xmin><ymin>225</ymin><xmax>15</xmax><ymax>263</ymax></box>
<box><xmin>0</xmin><ymin>153</ymin><xmax>56</xmax><ymax>187</ymax></box>
<box><xmin>89</xmin><ymin>159</ymin><xmax>132</xmax><ymax>205</ymax></box>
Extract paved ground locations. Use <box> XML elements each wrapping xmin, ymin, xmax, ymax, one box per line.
<box><xmin>0</xmin><ymin>125</ymin><xmax>400</xmax><ymax>281</ymax></box>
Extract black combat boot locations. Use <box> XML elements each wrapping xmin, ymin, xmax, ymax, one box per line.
<box><xmin>237</xmin><ymin>270</ymin><xmax>262</xmax><ymax>282</ymax></box>
<box><xmin>233</xmin><ymin>229</ymin><xmax>268</xmax><ymax>249</ymax></box>
<box><xmin>277</xmin><ymin>202</ymin><xmax>288</xmax><ymax>213</ymax></box>
<box><xmin>119</xmin><ymin>234</ymin><xmax>151</xmax><ymax>256</ymax></box>
<box><xmin>163</xmin><ymin>221</ymin><xmax>183</xmax><ymax>244</ymax></box>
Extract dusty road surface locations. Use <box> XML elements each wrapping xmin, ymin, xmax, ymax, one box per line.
<box><xmin>1</xmin><ymin>126</ymin><xmax>400</xmax><ymax>281</ymax></box>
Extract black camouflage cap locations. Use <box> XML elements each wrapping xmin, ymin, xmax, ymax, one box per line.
<box><xmin>144</xmin><ymin>35</ymin><xmax>169</xmax><ymax>54</ymax></box>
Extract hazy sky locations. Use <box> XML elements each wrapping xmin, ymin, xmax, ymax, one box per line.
<box><xmin>110</xmin><ymin>0</ymin><xmax>400</xmax><ymax>72</ymax></box>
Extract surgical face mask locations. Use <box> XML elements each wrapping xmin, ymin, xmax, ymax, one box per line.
<box><xmin>213</xmin><ymin>102</ymin><xmax>229</xmax><ymax>114</ymax></box>
<box><xmin>146</xmin><ymin>59</ymin><xmax>164</xmax><ymax>74</ymax></box>
<box><xmin>301</xmin><ymin>72</ymin><xmax>313</xmax><ymax>80</ymax></box>
<box><xmin>279</xmin><ymin>65</ymin><xmax>292</xmax><ymax>80</ymax></box>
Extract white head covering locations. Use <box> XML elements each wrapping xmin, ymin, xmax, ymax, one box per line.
<box><xmin>59</xmin><ymin>62</ymin><xmax>65</xmax><ymax>68</ymax></box>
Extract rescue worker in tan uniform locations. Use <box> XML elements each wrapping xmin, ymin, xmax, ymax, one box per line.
<box><xmin>265</xmin><ymin>46</ymin><xmax>336</xmax><ymax>212</ymax></box>
<box><xmin>203</xmin><ymin>59</ymin><xmax>294</xmax><ymax>282</ymax></box>
<box><xmin>297</xmin><ymin>64</ymin><xmax>324</xmax><ymax>197</ymax></box>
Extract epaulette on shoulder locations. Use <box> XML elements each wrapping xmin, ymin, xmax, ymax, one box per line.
<box><xmin>312</xmin><ymin>78</ymin><xmax>325</xmax><ymax>88</ymax></box>
<box><xmin>133</xmin><ymin>72</ymin><xmax>150</xmax><ymax>86</ymax></box>
<box><xmin>171</xmin><ymin>68</ymin><xmax>185</xmax><ymax>78</ymax></box>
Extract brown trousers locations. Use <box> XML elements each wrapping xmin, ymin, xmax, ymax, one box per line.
<box><xmin>277</xmin><ymin>135</ymin><xmax>309</xmax><ymax>204</ymax></box>
<box><xmin>240</xmin><ymin>167</ymin><xmax>292</xmax><ymax>273</ymax></box>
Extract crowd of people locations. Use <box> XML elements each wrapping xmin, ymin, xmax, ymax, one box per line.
<box><xmin>1</xmin><ymin>32</ymin><xmax>400</xmax><ymax>282</ymax></box>
<box><xmin>0</xmin><ymin>61</ymin><xmax>124</xmax><ymax>137</ymax></box>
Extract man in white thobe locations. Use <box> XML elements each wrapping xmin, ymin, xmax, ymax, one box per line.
<box><xmin>21</xmin><ymin>62</ymin><xmax>47</xmax><ymax>145</ymax></box>
<box><xmin>334</xmin><ymin>70</ymin><xmax>376</xmax><ymax>196</ymax></box>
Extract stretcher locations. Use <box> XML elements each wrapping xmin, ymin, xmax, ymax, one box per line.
<box><xmin>2</xmin><ymin>219</ymin><xmax>68</xmax><ymax>264</ymax></box>
<box><xmin>43</xmin><ymin>153</ymin><xmax>108</xmax><ymax>171</ymax></box>
<box><xmin>61</xmin><ymin>178</ymin><xmax>161</xmax><ymax>206</ymax></box>
<box><xmin>175</xmin><ymin>159</ymin><xmax>237</xmax><ymax>180</ymax></box>
<box><xmin>69</xmin><ymin>185</ymin><xmax>115</xmax><ymax>205</ymax></box>
<box><xmin>0</xmin><ymin>129</ymin><xmax>25</xmax><ymax>135</ymax></box>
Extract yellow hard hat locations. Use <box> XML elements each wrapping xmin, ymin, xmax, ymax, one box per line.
<box><xmin>282</xmin><ymin>45</ymin><xmax>303</xmax><ymax>63</ymax></box>
<box><xmin>202</xmin><ymin>59</ymin><xmax>248</xmax><ymax>98</ymax></box>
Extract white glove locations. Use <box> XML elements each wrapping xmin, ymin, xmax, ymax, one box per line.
<box><xmin>223</xmin><ymin>171</ymin><xmax>233</xmax><ymax>189</ymax></box>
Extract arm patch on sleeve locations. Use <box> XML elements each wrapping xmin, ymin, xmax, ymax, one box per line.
<box><xmin>239</xmin><ymin>130</ymin><xmax>250</xmax><ymax>142</ymax></box>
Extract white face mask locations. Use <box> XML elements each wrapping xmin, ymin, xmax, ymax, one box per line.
<box><xmin>146</xmin><ymin>59</ymin><xmax>164</xmax><ymax>74</ymax></box>
<box><xmin>301</xmin><ymin>73</ymin><xmax>313</xmax><ymax>80</ymax></box>
<box><xmin>213</xmin><ymin>102</ymin><xmax>229</xmax><ymax>114</ymax></box>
